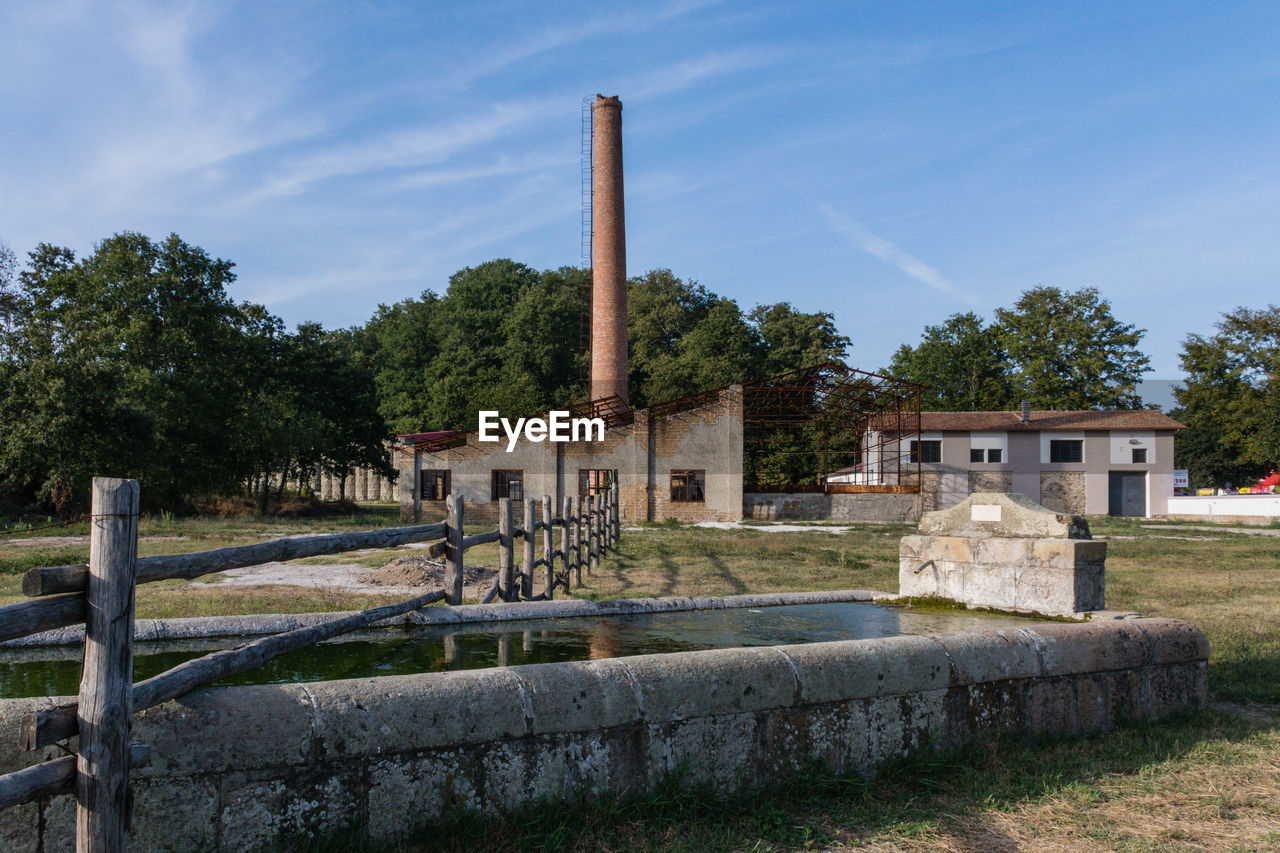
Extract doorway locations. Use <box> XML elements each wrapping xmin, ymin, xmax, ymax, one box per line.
<box><xmin>1108</xmin><ymin>471</ymin><xmax>1147</xmax><ymax>517</ymax></box>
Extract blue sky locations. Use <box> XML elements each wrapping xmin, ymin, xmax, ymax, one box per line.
<box><xmin>2</xmin><ymin>1</ymin><xmax>1277</xmax><ymax>378</ymax></box>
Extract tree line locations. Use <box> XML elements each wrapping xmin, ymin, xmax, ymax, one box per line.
<box><xmin>888</xmin><ymin>290</ymin><xmax>1279</xmax><ymax>489</ymax></box>
<box><xmin>1</xmin><ymin>231</ymin><xmax>1274</xmax><ymax>513</ymax></box>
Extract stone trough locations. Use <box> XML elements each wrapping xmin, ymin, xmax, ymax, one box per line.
<box><xmin>0</xmin><ymin>496</ymin><xmax>1208</xmax><ymax>851</ymax></box>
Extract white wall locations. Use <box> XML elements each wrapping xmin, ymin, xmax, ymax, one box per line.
<box><xmin>1167</xmin><ymin>495</ymin><xmax>1280</xmax><ymax>520</ymax></box>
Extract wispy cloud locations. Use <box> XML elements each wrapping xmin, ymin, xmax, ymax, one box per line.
<box><xmin>447</xmin><ymin>0</ymin><xmax>728</xmax><ymax>87</ymax></box>
<box><xmin>819</xmin><ymin>203</ymin><xmax>973</xmax><ymax>304</ymax></box>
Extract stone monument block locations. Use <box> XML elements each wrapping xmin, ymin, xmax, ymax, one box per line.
<box><xmin>900</xmin><ymin>493</ymin><xmax>1105</xmax><ymax>617</ymax></box>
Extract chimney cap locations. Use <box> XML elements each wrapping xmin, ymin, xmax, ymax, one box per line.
<box><xmin>593</xmin><ymin>94</ymin><xmax>622</xmax><ymax>110</ymax></box>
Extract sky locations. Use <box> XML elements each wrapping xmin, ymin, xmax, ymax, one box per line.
<box><xmin>2</xmin><ymin>1</ymin><xmax>1278</xmax><ymax>379</ymax></box>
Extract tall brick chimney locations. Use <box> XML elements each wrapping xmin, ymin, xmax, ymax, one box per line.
<box><xmin>590</xmin><ymin>94</ymin><xmax>627</xmax><ymax>405</ymax></box>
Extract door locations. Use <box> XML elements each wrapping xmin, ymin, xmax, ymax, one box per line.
<box><xmin>1108</xmin><ymin>471</ymin><xmax>1147</xmax><ymax>516</ymax></box>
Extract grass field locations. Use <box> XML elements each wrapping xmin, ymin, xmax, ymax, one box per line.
<box><xmin>3</xmin><ymin>508</ymin><xmax>1279</xmax><ymax>850</ymax></box>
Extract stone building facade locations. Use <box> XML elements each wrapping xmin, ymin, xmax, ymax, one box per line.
<box><xmin>397</xmin><ymin>386</ymin><xmax>743</xmax><ymax>524</ymax></box>
<box><xmin>850</xmin><ymin>408</ymin><xmax>1185</xmax><ymax>518</ymax></box>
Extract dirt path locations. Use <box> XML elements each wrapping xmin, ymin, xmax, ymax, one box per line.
<box><xmin>186</xmin><ymin>553</ymin><xmax>497</xmax><ymax>599</ymax></box>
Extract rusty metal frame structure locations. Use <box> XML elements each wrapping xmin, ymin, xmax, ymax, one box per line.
<box><xmin>741</xmin><ymin>362</ymin><xmax>922</xmax><ymax>493</ymax></box>
<box><xmin>408</xmin><ymin>363</ymin><xmax>920</xmax><ymax>495</ymax></box>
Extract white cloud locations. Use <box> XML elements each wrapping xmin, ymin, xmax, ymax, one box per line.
<box><xmin>819</xmin><ymin>203</ymin><xmax>973</xmax><ymax>304</ymax></box>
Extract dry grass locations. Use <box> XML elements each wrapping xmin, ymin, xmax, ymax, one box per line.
<box><xmin>4</xmin><ymin>511</ymin><xmax>1280</xmax><ymax>851</ymax></box>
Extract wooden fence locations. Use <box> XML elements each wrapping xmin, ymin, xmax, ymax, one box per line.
<box><xmin>0</xmin><ymin>477</ymin><xmax>621</xmax><ymax>851</ymax></box>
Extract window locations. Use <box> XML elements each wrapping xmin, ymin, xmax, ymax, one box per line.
<box><xmin>419</xmin><ymin>469</ymin><xmax>450</xmax><ymax>501</ymax></box>
<box><xmin>579</xmin><ymin>469</ymin><xmax>615</xmax><ymax>496</ymax></box>
<box><xmin>987</xmin><ymin>448</ymin><xmax>1002</xmax><ymax>463</ymax></box>
<box><xmin>491</xmin><ymin>469</ymin><xmax>523</xmax><ymax>501</ymax></box>
<box><xmin>1132</xmin><ymin>448</ymin><xmax>1147</xmax><ymax>464</ymax></box>
<box><xmin>970</xmin><ymin>447</ymin><xmax>1002</xmax><ymax>464</ymax></box>
<box><xmin>670</xmin><ymin>470</ymin><xmax>705</xmax><ymax>502</ymax></box>
<box><xmin>1049</xmin><ymin>440</ymin><xmax>1083</xmax><ymax>463</ymax></box>
<box><xmin>910</xmin><ymin>440</ymin><xmax>942</xmax><ymax>464</ymax></box>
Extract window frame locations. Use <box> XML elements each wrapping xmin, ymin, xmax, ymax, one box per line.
<box><xmin>670</xmin><ymin>469</ymin><xmax>706</xmax><ymax>503</ymax></box>
<box><xmin>491</xmin><ymin>469</ymin><xmax>524</xmax><ymax>501</ymax></box>
<box><xmin>579</xmin><ymin>468</ymin><xmax>616</xmax><ymax>497</ymax></box>
<box><xmin>910</xmin><ymin>439</ymin><xmax>942</xmax><ymax>464</ymax></box>
<box><xmin>1049</xmin><ymin>439</ymin><xmax>1084</xmax><ymax>464</ymax></box>
<box><xmin>1132</xmin><ymin>448</ymin><xmax>1147</xmax><ymax>464</ymax></box>
<box><xmin>419</xmin><ymin>469</ymin><xmax>451</xmax><ymax>501</ymax></box>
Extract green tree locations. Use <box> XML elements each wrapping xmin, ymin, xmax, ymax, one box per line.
<box><xmin>887</xmin><ymin>312</ymin><xmax>1013</xmax><ymax>410</ymax></box>
<box><xmin>626</xmin><ymin>269</ymin><xmax>757</xmax><ymax>407</ymax></box>
<box><xmin>1172</xmin><ymin>305</ymin><xmax>1280</xmax><ymax>488</ymax></box>
<box><xmin>748</xmin><ymin>302</ymin><xmax>850</xmax><ymax>377</ymax></box>
<box><xmin>994</xmin><ymin>286</ymin><xmax>1150</xmax><ymax>409</ymax></box>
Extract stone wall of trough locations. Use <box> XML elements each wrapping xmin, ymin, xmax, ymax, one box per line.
<box><xmin>0</xmin><ymin>618</ymin><xmax>1206</xmax><ymax>852</ymax></box>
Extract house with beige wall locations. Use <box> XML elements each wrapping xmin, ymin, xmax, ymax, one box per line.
<box><xmin>842</xmin><ymin>405</ymin><xmax>1185</xmax><ymax>517</ymax></box>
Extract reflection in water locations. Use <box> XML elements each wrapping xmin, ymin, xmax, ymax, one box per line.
<box><xmin>0</xmin><ymin>602</ymin><xmax>1045</xmax><ymax>699</ymax></box>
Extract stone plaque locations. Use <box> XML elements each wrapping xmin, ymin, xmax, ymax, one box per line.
<box><xmin>971</xmin><ymin>504</ymin><xmax>1002</xmax><ymax>522</ymax></box>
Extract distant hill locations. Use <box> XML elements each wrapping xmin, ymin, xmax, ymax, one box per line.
<box><xmin>1138</xmin><ymin>378</ymin><xmax>1184</xmax><ymax>412</ymax></box>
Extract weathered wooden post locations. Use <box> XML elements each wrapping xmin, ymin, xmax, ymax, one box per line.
<box><xmin>498</xmin><ymin>497</ymin><xmax>514</xmax><ymax>602</ymax></box>
<box><xmin>522</xmin><ymin>499</ymin><xmax>535</xmax><ymax>600</ymax></box>
<box><xmin>611</xmin><ymin>482</ymin><xmax>620</xmax><ymax>547</ymax></box>
<box><xmin>574</xmin><ymin>496</ymin><xmax>584</xmax><ymax>584</ymax></box>
<box><xmin>542</xmin><ymin>496</ymin><xmax>554</xmax><ymax>600</ymax></box>
<box><xmin>560</xmin><ymin>495</ymin><xmax>572</xmax><ymax>590</ymax></box>
<box><xmin>586</xmin><ymin>494</ymin><xmax>597</xmax><ymax>571</ymax></box>
<box><xmin>76</xmin><ymin>477</ymin><xmax>140</xmax><ymax>853</ymax></box>
<box><xmin>445</xmin><ymin>495</ymin><xmax>464</xmax><ymax>606</ymax></box>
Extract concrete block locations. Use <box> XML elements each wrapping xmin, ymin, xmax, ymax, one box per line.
<box><xmin>1013</xmin><ymin>566</ymin><xmax>1084</xmax><ymax>616</ymax></box>
<box><xmin>1131</xmin><ymin>618</ymin><xmax>1210</xmax><ymax>664</ymax></box>
<box><xmin>305</xmin><ymin>670</ymin><xmax>528</xmax><ymax>754</ymax></box>
<box><xmin>1023</xmin><ymin>620</ymin><xmax>1152</xmax><ymax>677</ymax></box>
<box><xmin>1144</xmin><ymin>663</ymin><xmax>1206</xmax><ymax>719</ymax></box>
<box><xmin>1107</xmin><ymin>670</ymin><xmax>1145</xmax><ymax>723</ymax></box>
<box><xmin>514</xmin><ymin>659</ymin><xmax>641</xmax><ymax>734</ymax></box>
<box><xmin>1025</xmin><ymin>677</ymin><xmax>1079</xmax><ymax>737</ymax></box>
<box><xmin>135</xmin><ymin>683</ymin><xmax>313</xmax><ymax>775</ymax></box>
<box><xmin>366</xmin><ymin>749</ymin><xmax>477</xmax><ymax>841</ymax></box>
<box><xmin>798</xmin><ymin>698</ymin><xmax>871</xmax><ymax>775</ymax></box>
<box><xmin>0</xmin><ymin>801</ymin><xmax>38</xmax><ymax>853</ymax></box>
<box><xmin>963</xmin><ymin>680</ymin><xmax>1029</xmax><ymax>741</ymax></box>
<box><xmin>973</xmin><ymin>536</ymin><xmax>1031</xmax><ymax>567</ymax></box>
<box><xmin>625</xmin><ymin>647</ymin><xmax>797</xmax><ymax>722</ymax></box>
<box><xmin>1074</xmin><ymin>673</ymin><xmax>1111</xmax><ymax>733</ymax></box>
<box><xmin>779</xmin><ymin>636</ymin><xmax>949</xmax><ymax>704</ymax></box>
<box><xmin>1031</xmin><ymin>538</ymin><xmax>1107</xmax><ymax>568</ymax></box>
<box><xmin>919</xmin><ymin>492</ymin><xmax>1090</xmax><ymax>539</ymax></box>
<box><xmin>219</xmin><ymin>767</ymin><xmax>362</xmax><ymax>852</ymax></box>
<box><xmin>130</xmin><ymin>776</ymin><xmax>219</xmax><ymax>851</ymax></box>
<box><xmin>932</xmin><ymin>629</ymin><xmax>1043</xmax><ymax>685</ymax></box>
<box><xmin>646</xmin><ymin>713</ymin><xmax>757</xmax><ymax>792</ymax></box>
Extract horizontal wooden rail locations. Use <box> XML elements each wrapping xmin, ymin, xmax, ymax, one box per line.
<box><xmin>24</xmin><ymin>589</ymin><xmax>447</xmax><ymax>750</ymax></box>
<box><xmin>0</xmin><ymin>594</ymin><xmax>86</xmax><ymax>644</ymax></box>
<box><xmin>22</xmin><ymin>522</ymin><xmax>449</xmax><ymax>597</ymax></box>
<box><xmin>0</xmin><ymin>744</ymin><xmax>150</xmax><ymax>810</ymax></box>
<box><xmin>427</xmin><ymin>527</ymin><xmax>501</xmax><ymax>559</ymax></box>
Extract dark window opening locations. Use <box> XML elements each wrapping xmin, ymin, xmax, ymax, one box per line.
<box><xmin>491</xmin><ymin>469</ymin><xmax>523</xmax><ymax>501</ymax></box>
<box><xmin>419</xmin><ymin>469</ymin><xmax>451</xmax><ymax>501</ymax></box>
<box><xmin>670</xmin><ymin>470</ymin><xmax>705</xmax><ymax>502</ymax></box>
<box><xmin>1132</xmin><ymin>448</ymin><xmax>1147</xmax><ymax>464</ymax></box>
<box><xmin>910</xmin><ymin>440</ymin><xmax>942</xmax><ymax>464</ymax></box>
<box><xmin>579</xmin><ymin>469</ymin><xmax>615</xmax><ymax>496</ymax></box>
<box><xmin>970</xmin><ymin>448</ymin><xmax>984</xmax><ymax>464</ymax></box>
<box><xmin>1049</xmin><ymin>440</ymin><xmax>1083</xmax><ymax>464</ymax></box>
<box><xmin>987</xmin><ymin>448</ymin><xmax>1002</xmax><ymax>463</ymax></box>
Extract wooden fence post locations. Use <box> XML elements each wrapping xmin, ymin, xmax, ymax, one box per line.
<box><xmin>498</xmin><ymin>497</ymin><xmax>514</xmax><ymax>602</ymax></box>
<box><xmin>542</xmin><ymin>496</ymin><xmax>553</xmax><ymax>600</ymax></box>
<box><xmin>611</xmin><ymin>482</ymin><xmax>620</xmax><ymax>547</ymax></box>
<box><xmin>445</xmin><ymin>495</ymin><xmax>464</xmax><ymax>606</ymax></box>
<box><xmin>522</xmin><ymin>499</ymin><xmax>535</xmax><ymax>600</ymax></box>
<box><xmin>586</xmin><ymin>495</ymin><xmax>597</xmax><ymax>571</ymax></box>
<box><xmin>560</xmin><ymin>496</ymin><xmax>572</xmax><ymax>590</ymax></box>
<box><xmin>574</xmin><ymin>496</ymin><xmax>584</xmax><ymax>584</ymax></box>
<box><xmin>76</xmin><ymin>477</ymin><xmax>140</xmax><ymax>853</ymax></box>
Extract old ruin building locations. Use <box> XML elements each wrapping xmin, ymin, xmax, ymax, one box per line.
<box><xmin>393</xmin><ymin>94</ymin><xmax>924</xmax><ymax>525</ymax></box>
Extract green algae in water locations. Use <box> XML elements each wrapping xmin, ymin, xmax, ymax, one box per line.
<box><xmin>0</xmin><ymin>602</ymin><xmax>1048</xmax><ymax>699</ymax></box>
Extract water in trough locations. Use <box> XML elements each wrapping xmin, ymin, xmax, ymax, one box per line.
<box><xmin>0</xmin><ymin>601</ymin><xmax>1047</xmax><ymax>698</ymax></box>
